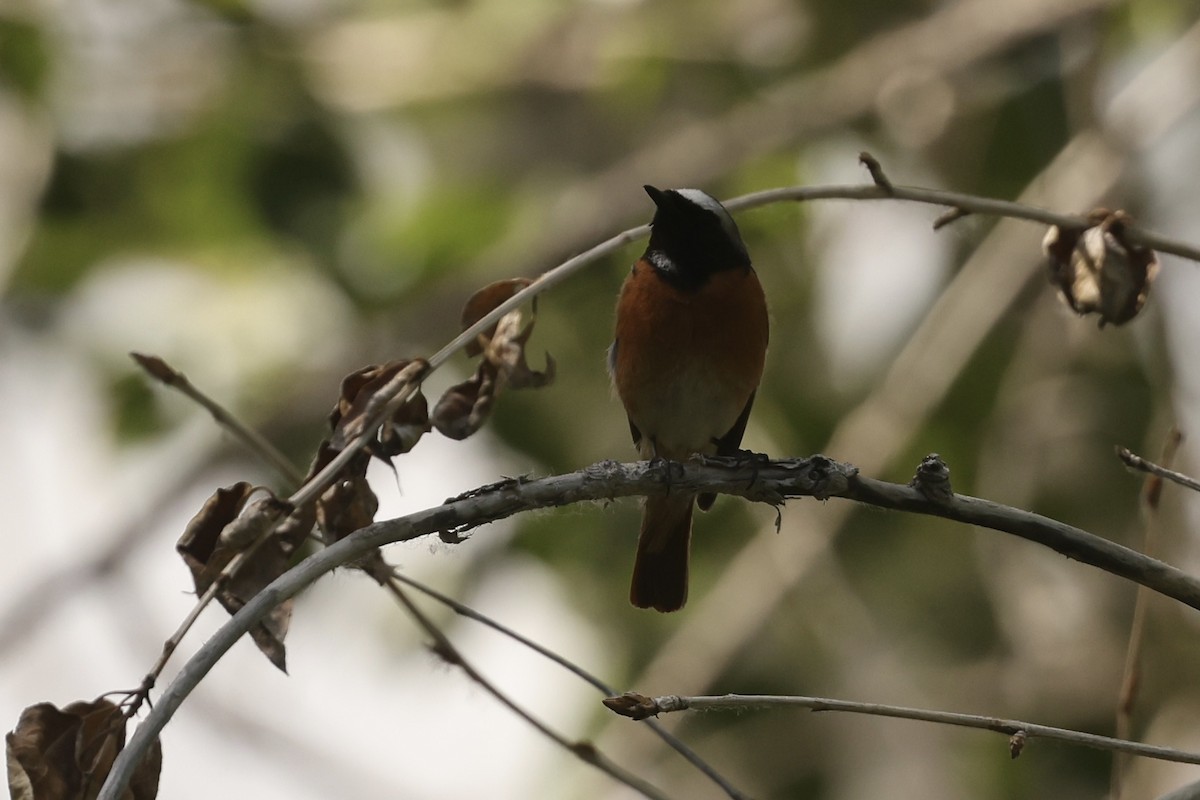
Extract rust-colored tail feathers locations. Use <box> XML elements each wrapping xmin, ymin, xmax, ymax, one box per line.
<box><xmin>630</xmin><ymin>493</ymin><xmax>694</xmax><ymax>612</ymax></box>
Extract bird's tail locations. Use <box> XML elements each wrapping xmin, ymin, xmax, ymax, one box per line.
<box><xmin>630</xmin><ymin>494</ymin><xmax>694</xmax><ymax>612</ymax></box>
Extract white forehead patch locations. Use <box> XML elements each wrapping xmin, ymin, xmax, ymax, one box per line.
<box><xmin>674</xmin><ymin>188</ymin><xmax>741</xmax><ymax>242</ymax></box>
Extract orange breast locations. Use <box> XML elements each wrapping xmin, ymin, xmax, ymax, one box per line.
<box><xmin>613</xmin><ymin>260</ymin><xmax>768</xmax><ymax>460</ymax></box>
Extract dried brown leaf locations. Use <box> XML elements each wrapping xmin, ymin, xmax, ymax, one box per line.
<box><xmin>8</xmin><ymin>703</ymin><xmax>76</xmax><ymax>799</ymax></box>
<box><xmin>378</xmin><ymin>390</ymin><xmax>430</xmax><ymax>458</ymax></box>
<box><xmin>176</xmin><ymin>483</ymin><xmax>257</xmax><ymax>594</ymax></box>
<box><xmin>126</xmin><ymin>736</ymin><xmax>162</xmax><ymax>800</ymax></box>
<box><xmin>431</xmin><ymin>283</ymin><xmax>554</xmax><ymax>440</ymax></box>
<box><xmin>216</xmin><ymin>497</ymin><xmax>284</xmax><ymax>551</ymax></box>
<box><xmin>175</xmin><ymin>484</ymin><xmax>306</xmax><ymax>672</ymax></box>
<box><xmin>315</xmin><ymin>448</ymin><xmax>378</xmax><ymax>544</ymax></box>
<box><xmin>484</xmin><ymin>311</ymin><xmax>555</xmax><ymax>390</ymax></box>
<box><xmin>431</xmin><ymin>366</ymin><xmax>495</xmax><ymax>441</ymax></box>
<box><xmin>460</xmin><ymin>278</ymin><xmax>532</xmax><ymax>357</ymax></box>
<box><xmin>329</xmin><ymin>360</ymin><xmax>431</xmax><ymax>457</ymax></box>
<box><xmin>6</xmin><ymin>699</ymin><xmax>161</xmax><ymax>800</ymax></box>
<box><xmin>1043</xmin><ymin>209</ymin><xmax>1159</xmax><ymax>327</ymax></box>
<box><xmin>75</xmin><ymin>701</ymin><xmax>123</xmax><ymax>798</ymax></box>
<box><xmin>220</xmin><ymin>502</ymin><xmax>310</xmax><ymax>672</ymax></box>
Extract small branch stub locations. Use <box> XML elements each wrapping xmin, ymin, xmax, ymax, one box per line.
<box><xmin>911</xmin><ymin>453</ymin><xmax>953</xmax><ymax>503</ymax></box>
<box><xmin>932</xmin><ymin>206</ymin><xmax>971</xmax><ymax>230</ymax></box>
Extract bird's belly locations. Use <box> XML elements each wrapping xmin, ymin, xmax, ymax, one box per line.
<box><xmin>627</xmin><ymin>358</ymin><xmax>748</xmax><ymax>459</ymax></box>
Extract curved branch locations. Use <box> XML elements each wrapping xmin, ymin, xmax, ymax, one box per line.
<box><xmin>100</xmin><ymin>454</ymin><xmax>1200</xmax><ymax>798</ymax></box>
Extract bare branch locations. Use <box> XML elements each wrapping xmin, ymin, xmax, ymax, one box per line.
<box><xmin>100</xmin><ymin>454</ymin><xmax>1200</xmax><ymax>798</ymax></box>
<box><xmin>602</xmin><ymin>692</ymin><xmax>1200</xmax><ymax>767</ymax></box>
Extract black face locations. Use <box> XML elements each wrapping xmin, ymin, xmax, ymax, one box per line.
<box><xmin>642</xmin><ymin>185</ymin><xmax>751</xmax><ymax>292</ymax></box>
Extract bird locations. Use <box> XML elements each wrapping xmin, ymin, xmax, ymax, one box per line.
<box><xmin>610</xmin><ymin>185</ymin><xmax>769</xmax><ymax>612</ymax></box>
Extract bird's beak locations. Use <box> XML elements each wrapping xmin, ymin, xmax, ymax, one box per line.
<box><xmin>644</xmin><ymin>185</ymin><xmax>667</xmax><ymax>209</ymax></box>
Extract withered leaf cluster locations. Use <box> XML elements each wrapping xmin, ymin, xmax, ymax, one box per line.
<box><xmin>318</xmin><ymin>359</ymin><xmax>426</xmax><ymax>556</ymax></box>
<box><xmin>77</xmin><ymin>276</ymin><xmax>555</xmax><ymax>793</ymax></box>
<box><xmin>433</xmin><ymin>278</ymin><xmax>555</xmax><ymax>440</ymax></box>
<box><xmin>1043</xmin><ymin>209</ymin><xmax>1160</xmax><ymax>328</ymax></box>
<box><xmin>302</xmin><ymin>278</ymin><xmax>552</xmax><ymax>566</ymax></box>
<box><xmin>6</xmin><ymin>699</ymin><xmax>161</xmax><ymax>800</ymax></box>
<box><xmin>176</xmin><ymin>482</ymin><xmax>309</xmax><ymax>672</ymax></box>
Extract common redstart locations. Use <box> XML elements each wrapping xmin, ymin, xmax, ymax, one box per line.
<box><xmin>610</xmin><ymin>186</ymin><xmax>769</xmax><ymax>612</ymax></box>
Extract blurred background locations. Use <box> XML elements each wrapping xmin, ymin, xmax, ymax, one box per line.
<box><xmin>3</xmin><ymin>0</ymin><xmax>1200</xmax><ymax>798</ymax></box>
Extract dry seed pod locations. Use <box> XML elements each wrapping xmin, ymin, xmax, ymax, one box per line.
<box><xmin>1043</xmin><ymin>209</ymin><xmax>1159</xmax><ymax>328</ymax></box>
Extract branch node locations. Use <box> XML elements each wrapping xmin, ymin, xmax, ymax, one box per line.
<box><xmin>569</xmin><ymin>740</ymin><xmax>599</xmax><ymax>763</ymax></box>
<box><xmin>802</xmin><ymin>454</ymin><xmax>852</xmax><ymax>500</ymax></box>
<box><xmin>656</xmin><ymin>694</ymin><xmax>689</xmax><ymax>713</ymax></box>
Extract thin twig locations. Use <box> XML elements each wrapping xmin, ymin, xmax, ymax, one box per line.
<box><xmin>118</xmin><ymin>357</ymin><xmax>307</xmax><ymax>716</ymax></box>
<box><xmin>602</xmin><ymin>693</ymin><xmax>1200</xmax><ymax>767</ymax></box>
<box><xmin>385</xmin><ymin>579</ymin><xmax>669</xmax><ymax>800</ymax></box>
<box><xmin>101</xmin><ymin>454</ymin><xmax>1200</xmax><ymax>798</ymax></box>
<box><xmin>130</xmin><ymin>353</ymin><xmax>304</xmax><ymax>487</ymax></box>
<box><xmin>1118</xmin><ymin>445</ymin><xmax>1200</xmax><ymax>494</ymax></box>
<box><xmin>387</xmin><ymin>570</ymin><xmax>751</xmax><ymax>800</ymax></box>
<box><xmin>721</xmin><ymin>183</ymin><xmax>1200</xmax><ymax>262</ymax></box>
<box><xmin>1112</xmin><ymin>430</ymin><xmax>1184</xmax><ymax>798</ymax></box>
